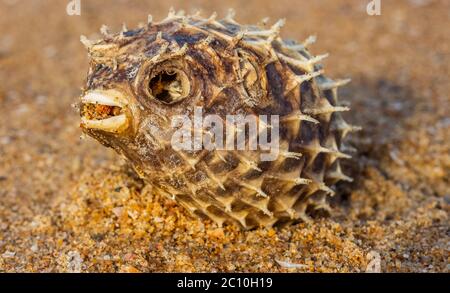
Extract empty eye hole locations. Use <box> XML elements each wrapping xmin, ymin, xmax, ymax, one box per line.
<box><xmin>148</xmin><ymin>70</ymin><xmax>188</xmax><ymax>104</ymax></box>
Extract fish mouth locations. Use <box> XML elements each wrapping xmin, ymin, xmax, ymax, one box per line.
<box><xmin>80</xmin><ymin>89</ymin><xmax>130</xmax><ymax>133</ymax></box>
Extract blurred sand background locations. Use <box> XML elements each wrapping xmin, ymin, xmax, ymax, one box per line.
<box><xmin>0</xmin><ymin>0</ymin><xmax>448</xmax><ymax>272</ymax></box>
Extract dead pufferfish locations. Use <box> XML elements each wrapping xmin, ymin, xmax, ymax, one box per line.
<box><xmin>78</xmin><ymin>9</ymin><xmax>360</xmax><ymax>229</ymax></box>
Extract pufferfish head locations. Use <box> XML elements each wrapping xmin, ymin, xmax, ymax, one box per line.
<box><xmin>79</xmin><ymin>10</ymin><xmax>278</xmax><ymax>178</ymax></box>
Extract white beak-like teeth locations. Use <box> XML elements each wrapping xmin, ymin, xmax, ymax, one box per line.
<box><xmin>81</xmin><ymin>89</ymin><xmax>128</xmax><ymax>108</ymax></box>
<box><xmin>80</xmin><ymin>89</ymin><xmax>129</xmax><ymax>133</ymax></box>
<box><xmin>81</xmin><ymin>114</ymin><xmax>129</xmax><ymax>133</ymax></box>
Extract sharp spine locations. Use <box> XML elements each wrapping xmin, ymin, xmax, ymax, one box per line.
<box><xmin>294</xmin><ymin>70</ymin><xmax>324</xmax><ymax>85</ymax></box>
<box><xmin>319</xmin><ymin>78</ymin><xmax>352</xmax><ymax>90</ymax></box>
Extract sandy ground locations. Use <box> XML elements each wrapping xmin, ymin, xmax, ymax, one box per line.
<box><xmin>0</xmin><ymin>0</ymin><xmax>448</xmax><ymax>272</ymax></box>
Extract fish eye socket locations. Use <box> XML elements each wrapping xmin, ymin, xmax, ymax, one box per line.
<box><xmin>148</xmin><ymin>68</ymin><xmax>190</xmax><ymax>104</ymax></box>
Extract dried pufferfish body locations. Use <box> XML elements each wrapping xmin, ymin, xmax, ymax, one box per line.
<box><xmin>79</xmin><ymin>9</ymin><xmax>360</xmax><ymax>229</ymax></box>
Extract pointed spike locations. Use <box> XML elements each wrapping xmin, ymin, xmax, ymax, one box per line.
<box><xmin>281</xmin><ymin>112</ymin><xmax>320</xmax><ymax>124</ymax></box>
<box><xmin>200</xmin><ymin>163</ymin><xmax>225</xmax><ymax>190</ymax></box>
<box><xmin>212</xmin><ymin>21</ymin><xmax>227</xmax><ymax>31</ymax></box>
<box><xmin>169</xmin><ymin>40</ymin><xmax>180</xmax><ymax>51</ymax></box>
<box><xmin>272</xmin><ymin>18</ymin><xmax>286</xmax><ymax>33</ymax></box>
<box><xmin>279</xmin><ymin>150</ymin><xmax>303</xmax><ymax>160</ymax></box>
<box><xmin>121</xmin><ymin>23</ymin><xmax>128</xmax><ymax>34</ymax></box>
<box><xmin>236</xmin><ymin>154</ymin><xmax>262</xmax><ymax>172</ymax></box>
<box><xmin>299</xmin><ymin>142</ymin><xmax>334</xmax><ymax>157</ymax></box>
<box><xmin>147</xmin><ymin>14</ymin><xmax>153</xmax><ymax>25</ymax></box>
<box><xmin>215</xmin><ymin>151</ymin><xmax>228</xmax><ymax>164</ymax></box>
<box><xmin>287</xmin><ymin>208</ymin><xmax>296</xmax><ymax>219</ymax></box>
<box><xmin>100</xmin><ymin>25</ymin><xmax>111</xmax><ymax>37</ymax></box>
<box><xmin>197</xmin><ymin>11</ymin><xmax>227</xmax><ymax>29</ymax></box>
<box><xmin>201</xmin><ymin>27</ymin><xmax>234</xmax><ymax>43</ymax></box>
<box><xmin>302</xmin><ymin>35</ymin><xmax>317</xmax><ymax>47</ymax></box>
<box><xmin>318</xmin><ymin>183</ymin><xmax>335</xmax><ymax>196</ymax></box>
<box><xmin>278</xmin><ymin>53</ymin><xmax>326</xmax><ymax>72</ymax></box>
<box><xmin>263</xmin><ymin>209</ymin><xmax>274</xmax><ymax>218</ymax></box>
<box><xmin>230</xmin><ymin>30</ymin><xmax>246</xmax><ymax>47</ymax></box>
<box><xmin>80</xmin><ymin>35</ymin><xmax>93</xmax><ymax>49</ymax></box>
<box><xmin>333</xmin><ymin>119</ymin><xmax>362</xmax><ymax>138</ymax></box>
<box><xmin>277</xmin><ymin>53</ymin><xmax>305</xmax><ymax>68</ymax></box>
<box><xmin>267</xmin><ymin>33</ymin><xmax>278</xmax><ymax>44</ymax></box>
<box><xmin>160</xmin><ymin>7</ymin><xmax>184</xmax><ymax>23</ymax></box>
<box><xmin>340</xmin><ymin>143</ymin><xmax>357</xmax><ymax>153</ymax></box>
<box><xmin>257</xmin><ymin>118</ymin><xmax>273</xmax><ymax>130</ymax></box>
<box><xmin>112</xmin><ymin>58</ymin><xmax>118</xmax><ymax>70</ymax></box>
<box><xmin>341</xmin><ymin>173</ymin><xmax>354</xmax><ymax>182</ymax></box>
<box><xmin>235</xmin><ymin>180</ymin><xmax>268</xmax><ymax>198</ymax></box>
<box><xmin>268</xmin><ymin>175</ymin><xmax>311</xmax><ymax>186</ymax></box>
<box><xmin>294</xmin><ymin>70</ymin><xmax>324</xmax><ymax>85</ymax></box>
<box><xmin>318</xmin><ymin>146</ymin><xmax>333</xmax><ymax>154</ymax></box>
<box><xmin>295</xmin><ymin>178</ymin><xmax>313</xmax><ymax>185</ymax></box>
<box><xmin>225</xmin><ymin>8</ymin><xmax>236</xmax><ymax>22</ymax></box>
<box><xmin>240</xmin><ymin>197</ymin><xmax>272</xmax><ymax>217</ymax></box>
<box><xmin>204</xmin><ymin>209</ymin><xmax>226</xmax><ymax>228</ymax></box>
<box><xmin>244</xmin><ymin>19</ymin><xmax>284</xmax><ymax>39</ymax></box>
<box><xmin>156</xmin><ymin>31</ymin><xmax>163</xmax><ymax>41</ymax></box>
<box><xmin>168</xmin><ymin>7</ymin><xmax>176</xmax><ymax>18</ymax></box>
<box><xmin>283</xmin><ymin>70</ymin><xmax>324</xmax><ymax>94</ymax></box>
<box><xmin>174</xmin><ymin>43</ymin><xmax>188</xmax><ymax>56</ymax></box>
<box><xmin>315</xmin><ymin>144</ymin><xmax>351</xmax><ymax>159</ymax></box>
<box><xmin>309</xmin><ymin>53</ymin><xmax>329</xmax><ymax>64</ymax></box>
<box><xmin>304</xmin><ymin>105</ymin><xmax>350</xmax><ymax>115</ymax></box>
<box><xmin>159</xmin><ymin>41</ymin><xmax>169</xmax><ymax>52</ymax></box>
<box><xmin>283</xmin><ymin>35</ymin><xmax>317</xmax><ymax>52</ymax></box>
<box><xmin>284</xmin><ymin>43</ymin><xmax>305</xmax><ymax>51</ymax></box>
<box><xmin>349</xmin><ymin>125</ymin><xmax>362</xmax><ymax>132</ymax></box>
<box><xmin>331</xmin><ymin>150</ymin><xmax>352</xmax><ymax>159</ymax></box>
<box><xmin>180</xmin><ymin>15</ymin><xmax>190</xmax><ymax>26</ymax></box>
<box><xmin>209</xmin><ymin>11</ymin><xmax>218</xmax><ymax>21</ymax></box>
<box><xmin>149</xmin><ymin>42</ymin><xmax>168</xmax><ymax>63</ymax></box>
<box><xmin>327</xmin><ymin>170</ymin><xmax>353</xmax><ymax>182</ymax></box>
<box><xmin>259</xmin><ymin>17</ymin><xmax>270</xmax><ymax>27</ymax></box>
<box><xmin>319</xmin><ymin>78</ymin><xmax>352</xmax><ymax>91</ymax></box>
<box><xmin>192</xmin><ymin>9</ymin><xmax>202</xmax><ymax>18</ymax></box>
<box><xmin>229</xmin><ymin>210</ymin><xmax>249</xmax><ymax>228</ymax></box>
<box><xmin>245</xmin><ymin>38</ymin><xmax>278</xmax><ymax>61</ymax></box>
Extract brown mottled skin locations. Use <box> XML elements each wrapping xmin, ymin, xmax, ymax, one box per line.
<box><xmin>79</xmin><ymin>10</ymin><xmax>359</xmax><ymax>229</ymax></box>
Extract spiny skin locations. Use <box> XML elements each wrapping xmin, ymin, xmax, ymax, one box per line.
<box><xmin>78</xmin><ymin>9</ymin><xmax>360</xmax><ymax>229</ymax></box>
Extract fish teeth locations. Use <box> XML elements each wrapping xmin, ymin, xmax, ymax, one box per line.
<box><xmin>81</xmin><ymin>90</ymin><xmax>128</xmax><ymax>108</ymax></box>
<box><xmin>81</xmin><ymin>114</ymin><xmax>128</xmax><ymax>133</ymax></box>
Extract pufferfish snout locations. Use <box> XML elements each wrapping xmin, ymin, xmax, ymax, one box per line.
<box><xmin>79</xmin><ymin>9</ymin><xmax>361</xmax><ymax>229</ymax></box>
<box><xmin>80</xmin><ymin>89</ymin><xmax>130</xmax><ymax>133</ymax></box>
